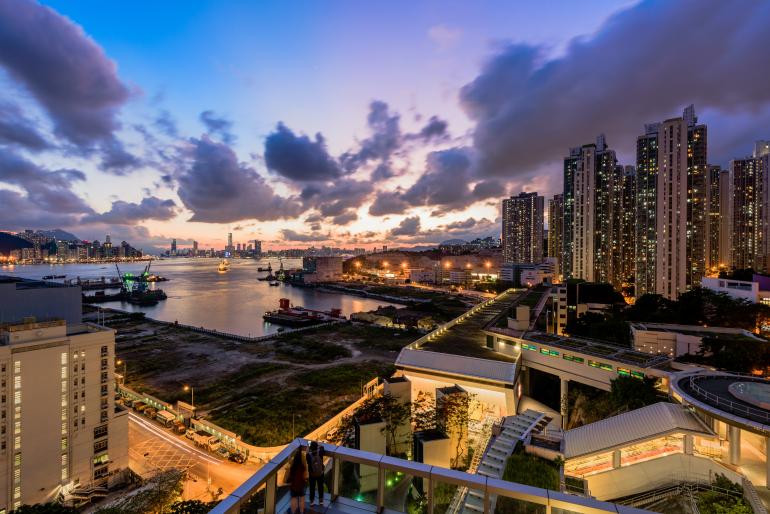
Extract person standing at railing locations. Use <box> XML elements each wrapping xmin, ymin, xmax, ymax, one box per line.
<box><xmin>285</xmin><ymin>450</ymin><xmax>308</xmax><ymax>514</ymax></box>
<box><xmin>307</xmin><ymin>441</ymin><xmax>325</xmax><ymax>506</ymax></box>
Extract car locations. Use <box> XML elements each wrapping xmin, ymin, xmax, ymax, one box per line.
<box><xmin>229</xmin><ymin>452</ymin><xmax>246</xmax><ymax>464</ymax></box>
<box><xmin>185</xmin><ymin>429</ymin><xmax>196</xmax><ymax>440</ymax></box>
<box><xmin>216</xmin><ymin>447</ymin><xmax>229</xmax><ymax>459</ymax></box>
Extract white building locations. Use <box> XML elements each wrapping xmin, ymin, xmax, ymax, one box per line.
<box><xmin>630</xmin><ymin>322</ymin><xmax>764</xmax><ymax>357</ymax></box>
<box><xmin>700</xmin><ymin>276</ymin><xmax>769</xmax><ymax>304</ymax></box>
<box><xmin>0</xmin><ymin>319</ymin><xmax>128</xmax><ymax>509</ymax></box>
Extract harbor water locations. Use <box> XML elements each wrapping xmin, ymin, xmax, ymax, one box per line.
<box><xmin>0</xmin><ymin>258</ymin><xmax>399</xmax><ymax>337</ymax></box>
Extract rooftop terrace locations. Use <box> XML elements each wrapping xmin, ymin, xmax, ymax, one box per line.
<box><xmin>512</xmin><ymin>331</ymin><xmax>671</xmax><ymax>369</ymax></box>
<box><xmin>416</xmin><ymin>289</ymin><xmax>532</xmax><ymax>362</ymax></box>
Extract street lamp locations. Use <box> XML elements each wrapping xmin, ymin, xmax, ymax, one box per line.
<box><xmin>183</xmin><ymin>385</ymin><xmax>194</xmax><ymax>410</ymax></box>
<box><xmin>116</xmin><ymin>359</ymin><xmax>127</xmax><ymax>386</ymax></box>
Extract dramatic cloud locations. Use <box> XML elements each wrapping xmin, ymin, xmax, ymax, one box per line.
<box><xmin>98</xmin><ymin>138</ymin><xmax>141</xmax><ymax>174</ymax></box>
<box><xmin>461</xmin><ymin>0</ymin><xmax>770</xmax><ymax>180</ymax></box>
<box><xmin>83</xmin><ymin>197</ymin><xmax>178</xmax><ymax>224</ymax></box>
<box><xmin>0</xmin><ymin>189</ymin><xmax>82</xmax><ymax>230</ymax></box>
<box><xmin>390</xmin><ymin>216</ymin><xmax>421</xmax><ymax>237</ymax></box>
<box><xmin>264</xmin><ymin>123</ymin><xmax>342</xmax><ymax>181</ymax></box>
<box><xmin>0</xmin><ymin>0</ymin><xmax>132</xmax><ymax>156</ymax></box>
<box><xmin>408</xmin><ymin>116</ymin><xmax>449</xmax><ymax>143</ymax></box>
<box><xmin>341</xmin><ymin>101</ymin><xmax>401</xmax><ymax>172</ymax></box>
<box><xmin>0</xmin><ymin>148</ymin><xmax>92</xmax><ymax>214</ymax></box>
<box><xmin>0</xmin><ymin>101</ymin><xmax>50</xmax><ymax>151</ymax></box>
<box><xmin>177</xmin><ymin>136</ymin><xmax>303</xmax><ymax>223</ymax></box>
<box><xmin>199</xmin><ymin>110</ymin><xmax>235</xmax><ymax>144</ymax></box>
<box><xmin>368</xmin><ymin>191</ymin><xmax>410</xmax><ymax>216</ymax></box>
<box><xmin>301</xmin><ymin>179</ymin><xmax>372</xmax><ymax>218</ymax></box>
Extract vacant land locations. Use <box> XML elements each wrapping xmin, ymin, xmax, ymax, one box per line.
<box><xmin>100</xmin><ymin>311</ymin><xmax>407</xmax><ymax>446</ymax></box>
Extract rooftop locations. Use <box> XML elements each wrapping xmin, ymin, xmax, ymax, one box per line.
<box><xmin>630</xmin><ymin>322</ymin><xmax>764</xmax><ymax>341</ymax></box>
<box><xmin>513</xmin><ymin>330</ymin><xmax>671</xmax><ymax>368</ymax></box>
<box><xmin>416</xmin><ymin>288</ymin><xmax>532</xmax><ymax>362</ymax></box>
<box><xmin>0</xmin><ymin>275</ymin><xmax>72</xmax><ymax>289</ymax></box>
<box><xmin>564</xmin><ymin>402</ymin><xmax>714</xmax><ymax>459</ymax></box>
<box><xmin>396</xmin><ymin>348</ymin><xmax>516</xmax><ymax>385</ymax></box>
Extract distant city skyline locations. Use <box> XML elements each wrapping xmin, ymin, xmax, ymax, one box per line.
<box><xmin>1</xmin><ymin>1</ymin><xmax>770</xmax><ymax>253</ymax></box>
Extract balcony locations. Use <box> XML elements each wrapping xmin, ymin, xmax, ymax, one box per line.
<box><xmin>210</xmin><ymin>439</ymin><xmax>649</xmax><ymax>514</ymax></box>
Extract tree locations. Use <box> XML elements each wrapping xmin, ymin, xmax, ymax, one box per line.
<box><xmin>168</xmin><ymin>500</ymin><xmax>217</xmax><ymax>514</ymax></box>
<box><xmin>436</xmin><ymin>391</ymin><xmax>477</xmax><ymax>469</ymax></box>
<box><xmin>376</xmin><ymin>393</ymin><xmax>411</xmax><ymax>456</ymax></box>
<box><xmin>327</xmin><ymin>393</ymin><xmax>410</xmax><ymax>455</ymax></box>
<box><xmin>609</xmin><ymin>375</ymin><xmax>659</xmax><ymax>411</ymax></box>
<box><xmin>411</xmin><ymin>391</ymin><xmax>437</xmax><ymax>432</ymax></box>
<box><xmin>12</xmin><ymin>505</ymin><xmax>79</xmax><ymax>514</ymax></box>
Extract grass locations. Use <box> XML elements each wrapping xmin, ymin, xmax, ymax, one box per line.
<box><xmin>208</xmin><ymin>361</ymin><xmax>395</xmax><ymax>446</ymax></box>
<box><xmin>501</xmin><ymin>449</ymin><xmax>560</xmax><ymax>490</ymax></box>
<box><xmin>494</xmin><ymin>447</ymin><xmax>559</xmax><ymax>514</ymax></box>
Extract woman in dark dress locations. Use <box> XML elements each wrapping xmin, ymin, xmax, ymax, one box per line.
<box><xmin>288</xmin><ymin>450</ymin><xmax>308</xmax><ymax>514</ymax></box>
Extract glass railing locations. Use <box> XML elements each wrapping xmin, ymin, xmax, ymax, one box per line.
<box><xmin>209</xmin><ymin>439</ymin><xmax>651</xmax><ymax>514</ymax></box>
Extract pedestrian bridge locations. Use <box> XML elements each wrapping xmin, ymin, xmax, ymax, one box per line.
<box><xmin>209</xmin><ymin>439</ymin><xmax>651</xmax><ymax>514</ymax></box>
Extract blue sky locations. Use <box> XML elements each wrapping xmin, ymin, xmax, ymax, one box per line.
<box><xmin>1</xmin><ymin>0</ymin><xmax>769</xmax><ymax>252</ymax></box>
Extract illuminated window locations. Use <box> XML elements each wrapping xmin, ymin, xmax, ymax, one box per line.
<box><xmin>521</xmin><ymin>343</ymin><xmax>537</xmax><ymax>352</ymax></box>
<box><xmin>588</xmin><ymin>360</ymin><xmax>613</xmax><ymax>371</ymax></box>
<box><xmin>540</xmin><ymin>348</ymin><xmax>559</xmax><ymax>357</ymax></box>
<box><xmin>563</xmin><ymin>354</ymin><xmax>584</xmax><ymax>364</ymax></box>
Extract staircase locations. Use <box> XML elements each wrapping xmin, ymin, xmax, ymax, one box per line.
<box><xmin>455</xmin><ymin>410</ymin><xmax>551</xmax><ymax>514</ymax></box>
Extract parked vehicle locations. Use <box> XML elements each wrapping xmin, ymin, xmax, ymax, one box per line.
<box><xmin>133</xmin><ymin>401</ymin><xmax>147</xmax><ymax>413</ymax></box>
<box><xmin>172</xmin><ymin>421</ymin><xmax>187</xmax><ymax>434</ymax></box>
<box><xmin>144</xmin><ymin>407</ymin><xmax>157</xmax><ymax>419</ymax></box>
<box><xmin>156</xmin><ymin>410</ymin><xmax>176</xmax><ymax>428</ymax></box>
<box><xmin>191</xmin><ymin>430</ymin><xmax>221</xmax><ymax>451</ymax></box>
<box><xmin>216</xmin><ymin>447</ymin><xmax>229</xmax><ymax>459</ymax></box>
<box><xmin>185</xmin><ymin>429</ymin><xmax>196</xmax><ymax>440</ymax></box>
<box><xmin>229</xmin><ymin>452</ymin><xmax>246</xmax><ymax>464</ymax></box>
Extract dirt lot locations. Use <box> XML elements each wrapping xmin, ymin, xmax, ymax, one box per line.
<box><xmin>99</xmin><ymin>311</ymin><xmax>410</xmax><ymax>446</ymax></box>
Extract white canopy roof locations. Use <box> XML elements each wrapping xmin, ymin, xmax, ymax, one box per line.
<box><xmin>564</xmin><ymin>402</ymin><xmax>714</xmax><ymax>459</ymax></box>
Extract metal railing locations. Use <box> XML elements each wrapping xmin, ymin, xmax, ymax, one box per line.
<box><xmin>687</xmin><ymin>375</ymin><xmax>770</xmax><ymax>424</ymax></box>
<box><xmin>210</xmin><ymin>439</ymin><xmax>652</xmax><ymax>514</ymax></box>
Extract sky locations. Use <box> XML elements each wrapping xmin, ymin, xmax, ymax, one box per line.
<box><xmin>1</xmin><ymin>0</ymin><xmax>770</xmax><ymax>253</ymax></box>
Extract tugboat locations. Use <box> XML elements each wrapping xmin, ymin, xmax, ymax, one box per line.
<box><xmin>269</xmin><ymin>281</ymin><xmax>280</xmax><ymax>286</ymax></box>
<box><xmin>257</xmin><ymin>263</ymin><xmax>273</xmax><ymax>273</ymax></box>
<box><xmin>218</xmin><ymin>259</ymin><xmax>230</xmax><ymax>272</ymax></box>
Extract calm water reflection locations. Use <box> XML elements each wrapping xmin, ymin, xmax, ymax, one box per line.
<box><xmin>1</xmin><ymin>258</ymin><xmax>399</xmax><ymax>337</ymax></box>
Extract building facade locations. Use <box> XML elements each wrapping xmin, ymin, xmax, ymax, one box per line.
<box><xmin>0</xmin><ymin>320</ymin><xmax>127</xmax><ymax>510</ymax></box>
<box><xmin>564</xmin><ymin>136</ymin><xmax>619</xmax><ymax>284</ymax></box>
<box><xmin>731</xmin><ymin>150</ymin><xmax>770</xmax><ymax>272</ymax></box>
<box><xmin>685</xmin><ymin>105</ymin><xmax>709</xmax><ymax>288</ymax></box>
<box><xmin>502</xmin><ymin>192</ymin><xmax>544</xmax><ymax>264</ymax></box>
<box><xmin>706</xmin><ymin>165</ymin><xmax>723</xmax><ymax>272</ymax></box>
<box><xmin>547</xmin><ymin>194</ymin><xmax>564</xmax><ymax>278</ymax></box>
<box><xmin>634</xmin><ymin>107</ymin><xmax>705</xmax><ymax>300</ymax></box>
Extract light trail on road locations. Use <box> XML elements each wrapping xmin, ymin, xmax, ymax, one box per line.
<box><xmin>128</xmin><ymin>412</ymin><xmax>221</xmax><ymax>465</ymax></box>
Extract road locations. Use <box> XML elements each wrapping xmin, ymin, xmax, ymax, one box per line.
<box><xmin>128</xmin><ymin>412</ymin><xmax>260</xmax><ymax>501</ymax></box>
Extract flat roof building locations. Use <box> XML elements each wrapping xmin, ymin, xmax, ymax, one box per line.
<box><xmin>0</xmin><ymin>319</ymin><xmax>128</xmax><ymax>509</ymax></box>
<box><xmin>0</xmin><ymin>276</ymin><xmax>81</xmax><ymax>326</ymax></box>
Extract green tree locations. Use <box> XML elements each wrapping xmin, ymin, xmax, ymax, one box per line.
<box><xmin>168</xmin><ymin>500</ymin><xmax>217</xmax><ymax>514</ymax></box>
<box><xmin>12</xmin><ymin>505</ymin><xmax>79</xmax><ymax>514</ymax></box>
<box><xmin>609</xmin><ymin>375</ymin><xmax>659</xmax><ymax>411</ymax></box>
<box><xmin>411</xmin><ymin>391</ymin><xmax>437</xmax><ymax>432</ymax></box>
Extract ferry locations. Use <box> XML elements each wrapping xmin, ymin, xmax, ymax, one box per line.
<box><xmin>218</xmin><ymin>259</ymin><xmax>230</xmax><ymax>272</ymax></box>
